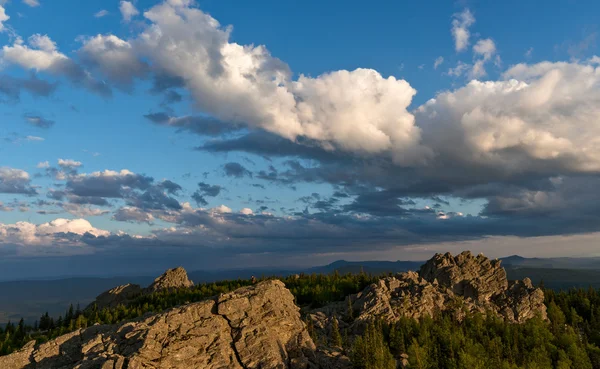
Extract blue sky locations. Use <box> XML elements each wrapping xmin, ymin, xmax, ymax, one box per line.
<box><xmin>1</xmin><ymin>0</ymin><xmax>600</xmax><ymax>279</ymax></box>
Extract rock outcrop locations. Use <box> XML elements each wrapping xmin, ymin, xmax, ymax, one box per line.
<box><xmin>311</xmin><ymin>251</ymin><xmax>547</xmax><ymax>337</ymax></box>
<box><xmin>349</xmin><ymin>251</ymin><xmax>547</xmax><ymax>325</ymax></box>
<box><xmin>0</xmin><ymin>280</ymin><xmax>325</xmax><ymax>369</ymax></box>
<box><xmin>87</xmin><ymin>267</ymin><xmax>193</xmax><ymax>311</ymax></box>
<box><xmin>145</xmin><ymin>266</ymin><xmax>194</xmax><ymax>293</ymax></box>
<box><xmin>86</xmin><ymin>283</ymin><xmax>143</xmax><ymax>311</ymax></box>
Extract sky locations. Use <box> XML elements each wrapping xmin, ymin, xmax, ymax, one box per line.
<box><xmin>1</xmin><ymin>0</ymin><xmax>600</xmax><ymax>279</ymax></box>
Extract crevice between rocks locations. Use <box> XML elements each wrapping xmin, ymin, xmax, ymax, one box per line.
<box><xmin>214</xmin><ymin>300</ymin><xmax>248</xmax><ymax>369</ymax></box>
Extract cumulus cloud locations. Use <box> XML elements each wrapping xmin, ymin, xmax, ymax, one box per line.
<box><xmin>240</xmin><ymin>208</ymin><xmax>253</xmax><ymax>215</ymax></box>
<box><xmin>2</xmin><ymin>34</ymin><xmax>111</xmax><ymax>96</ymax></box>
<box><xmin>66</xmin><ymin>169</ymin><xmax>153</xmax><ymax>198</ymax></box>
<box><xmin>58</xmin><ymin>159</ymin><xmax>82</xmax><ymax>169</ymax></box>
<box><xmin>192</xmin><ymin>181</ymin><xmax>223</xmax><ymax>206</ymax></box>
<box><xmin>0</xmin><ymin>167</ymin><xmax>36</xmax><ymax>195</ymax></box>
<box><xmin>113</xmin><ymin>206</ymin><xmax>155</xmax><ymax>223</ymax></box>
<box><xmin>223</xmin><ymin>162</ymin><xmax>252</xmax><ymax>178</ymax></box>
<box><xmin>66</xmin><ymin>1</ymin><xmax>425</xmax><ymax>163</ymax></box>
<box><xmin>451</xmin><ymin>9</ymin><xmax>475</xmax><ymax>52</ymax></box>
<box><xmin>119</xmin><ymin>1</ymin><xmax>138</xmax><ymax>22</ymax></box>
<box><xmin>0</xmin><ymin>218</ymin><xmax>109</xmax><ymax>255</ymax></box>
<box><xmin>433</xmin><ymin>56</ymin><xmax>444</xmax><ymax>69</ymax></box>
<box><xmin>78</xmin><ymin>34</ymin><xmax>148</xmax><ymax>90</ymax></box>
<box><xmin>0</xmin><ymin>5</ymin><xmax>8</xmax><ymax>32</ymax></box>
<box><xmin>470</xmin><ymin>38</ymin><xmax>498</xmax><ymax>78</ymax></box>
<box><xmin>0</xmin><ymin>74</ymin><xmax>57</xmax><ymax>101</ymax></box>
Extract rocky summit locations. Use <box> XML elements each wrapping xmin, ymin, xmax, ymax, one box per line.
<box><xmin>0</xmin><ymin>280</ymin><xmax>330</xmax><ymax>369</ymax></box>
<box><xmin>86</xmin><ymin>267</ymin><xmax>194</xmax><ymax>311</ymax></box>
<box><xmin>312</xmin><ymin>251</ymin><xmax>546</xmax><ymax>336</ymax></box>
<box><xmin>0</xmin><ymin>252</ymin><xmax>548</xmax><ymax>369</ymax></box>
<box><xmin>145</xmin><ymin>266</ymin><xmax>194</xmax><ymax>293</ymax></box>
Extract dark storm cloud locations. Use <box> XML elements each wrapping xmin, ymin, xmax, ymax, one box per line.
<box><xmin>199</xmin><ymin>131</ymin><xmax>343</xmax><ymax>162</ymax></box>
<box><xmin>0</xmin><ymin>168</ymin><xmax>37</xmax><ymax>195</ymax></box>
<box><xmin>126</xmin><ymin>187</ymin><xmax>182</xmax><ymax>211</ymax></box>
<box><xmin>144</xmin><ymin>113</ymin><xmax>242</xmax><ymax>137</ymax></box>
<box><xmin>192</xmin><ymin>182</ymin><xmax>224</xmax><ymax>206</ymax></box>
<box><xmin>66</xmin><ymin>172</ymin><xmax>154</xmax><ymax>198</ymax></box>
<box><xmin>0</xmin><ymin>74</ymin><xmax>58</xmax><ymax>101</ymax></box>
<box><xmin>223</xmin><ymin>162</ymin><xmax>252</xmax><ymax>178</ymax></box>
<box><xmin>158</xmin><ymin>180</ymin><xmax>183</xmax><ymax>195</ymax></box>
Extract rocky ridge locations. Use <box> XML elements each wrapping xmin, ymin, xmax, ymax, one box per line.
<box><xmin>0</xmin><ymin>280</ymin><xmax>331</xmax><ymax>369</ymax></box>
<box><xmin>86</xmin><ymin>267</ymin><xmax>194</xmax><ymax>311</ymax></box>
<box><xmin>0</xmin><ymin>251</ymin><xmax>548</xmax><ymax>369</ymax></box>
<box><xmin>312</xmin><ymin>251</ymin><xmax>547</xmax><ymax>338</ymax></box>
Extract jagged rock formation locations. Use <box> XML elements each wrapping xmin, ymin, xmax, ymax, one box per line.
<box><xmin>86</xmin><ymin>267</ymin><xmax>193</xmax><ymax>311</ymax></box>
<box><xmin>355</xmin><ymin>251</ymin><xmax>545</xmax><ymax>323</ymax></box>
<box><xmin>1</xmin><ymin>252</ymin><xmax>548</xmax><ymax>369</ymax></box>
<box><xmin>86</xmin><ymin>283</ymin><xmax>143</xmax><ymax>311</ymax></box>
<box><xmin>0</xmin><ymin>280</ymin><xmax>328</xmax><ymax>369</ymax></box>
<box><xmin>312</xmin><ymin>251</ymin><xmax>547</xmax><ymax>337</ymax></box>
<box><xmin>145</xmin><ymin>266</ymin><xmax>194</xmax><ymax>293</ymax></box>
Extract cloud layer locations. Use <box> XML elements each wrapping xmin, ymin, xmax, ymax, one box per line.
<box><xmin>1</xmin><ymin>1</ymin><xmax>600</xmax><ymax>267</ymax></box>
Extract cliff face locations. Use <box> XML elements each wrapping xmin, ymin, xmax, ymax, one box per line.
<box><xmin>0</xmin><ymin>280</ymin><xmax>323</xmax><ymax>369</ymax></box>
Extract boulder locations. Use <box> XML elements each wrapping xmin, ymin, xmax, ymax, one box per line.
<box><xmin>0</xmin><ymin>280</ymin><xmax>326</xmax><ymax>369</ymax></box>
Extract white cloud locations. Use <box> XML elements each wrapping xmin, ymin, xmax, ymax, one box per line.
<box><xmin>22</xmin><ymin>0</ymin><xmax>40</xmax><ymax>7</ymax></box>
<box><xmin>212</xmin><ymin>204</ymin><xmax>232</xmax><ymax>213</ymax></box>
<box><xmin>58</xmin><ymin>158</ymin><xmax>82</xmax><ymax>168</ymax></box>
<box><xmin>0</xmin><ymin>218</ymin><xmax>109</xmax><ymax>247</ymax></box>
<box><xmin>473</xmin><ymin>38</ymin><xmax>496</xmax><ymax>61</ymax></box>
<box><xmin>79</xmin><ymin>34</ymin><xmax>148</xmax><ymax>88</ymax></box>
<box><xmin>0</xmin><ymin>5</ymin><xmax>9</xmax><ymax>32</ymax></box>
<box><xmin>417</xmin><ymin>60</ymin><xmax>600</xmax><ymax>174</ymax></box>
<box><xmin>240</xmin><ymin>208</ymin><xmax>253</xmax><ymax>215</ymax></box>
<box><xmin>94</xmin><ymin>10</ymin><xmax>109</xmax><ymax>18</ymax></box>
<box><xmin>2</xmin><ymin>34</ymin><xmax>111</xmax><ymax>96</ymax></box>
<box><xmin>433</xmin><ymin>56</ymin><xmax>444</xmax><ymax>70</ymax></box>
<box><xmin>451</xmin><ymin>9</ymin><xmax>475</xmax><ymax>52</ymax></box>
<box><xmin>119</xmin><ymin>1</ymin><xmax>139</xmax><ymax>22</ymax></box>
<box><xmin>36</xmin><ymin>161</ymin><xmax>49</xmax><ymax>168</ymax></box>
<box><xmin>3</xmin><ymin>34</ymin><xmax>68</xmax><ymax>71</ymax></box>
<box><xmin>25</xmin><ymin>136</ymin><xmax>44</xmax><ymax>141</ymax></box>
<box><xmin>447</xmin><ymin>61</ymin><xmax>470</xmax><ymax>77</ymax></box>
<box><xmin>129</xmin><ymin>2</ymin><xmax>429</xmax><ymax>163</ymax></box>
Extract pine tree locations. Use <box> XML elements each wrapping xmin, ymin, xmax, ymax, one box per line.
<box><xmin>330</xmin><ymin>316</ymin><xmax>342</xmax><ymax>347</ymax></box>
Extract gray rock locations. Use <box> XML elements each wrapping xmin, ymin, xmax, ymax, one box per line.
<box><xmin>86</xmin><ymin>283</ymin><xmax>142</xmax><ymax>311</ymax></box>
<box><xmin>145</xmin><ymin>266</ymin><xmax>194</xmax><ymax>293</ymax></box>
<box><xmin>0</xmin><ymin>280</ymin><xmax>327</xmax><ymax>369</ymax></box>
<box><xmin>86</xmin><ymin>267</ymin><xmax>193</xmax><ymax>311</ymax></box>
<box><xmin>312</xmin><ymin>251</ymin><xmax>547</xmax><ymax>334</ymax></box>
